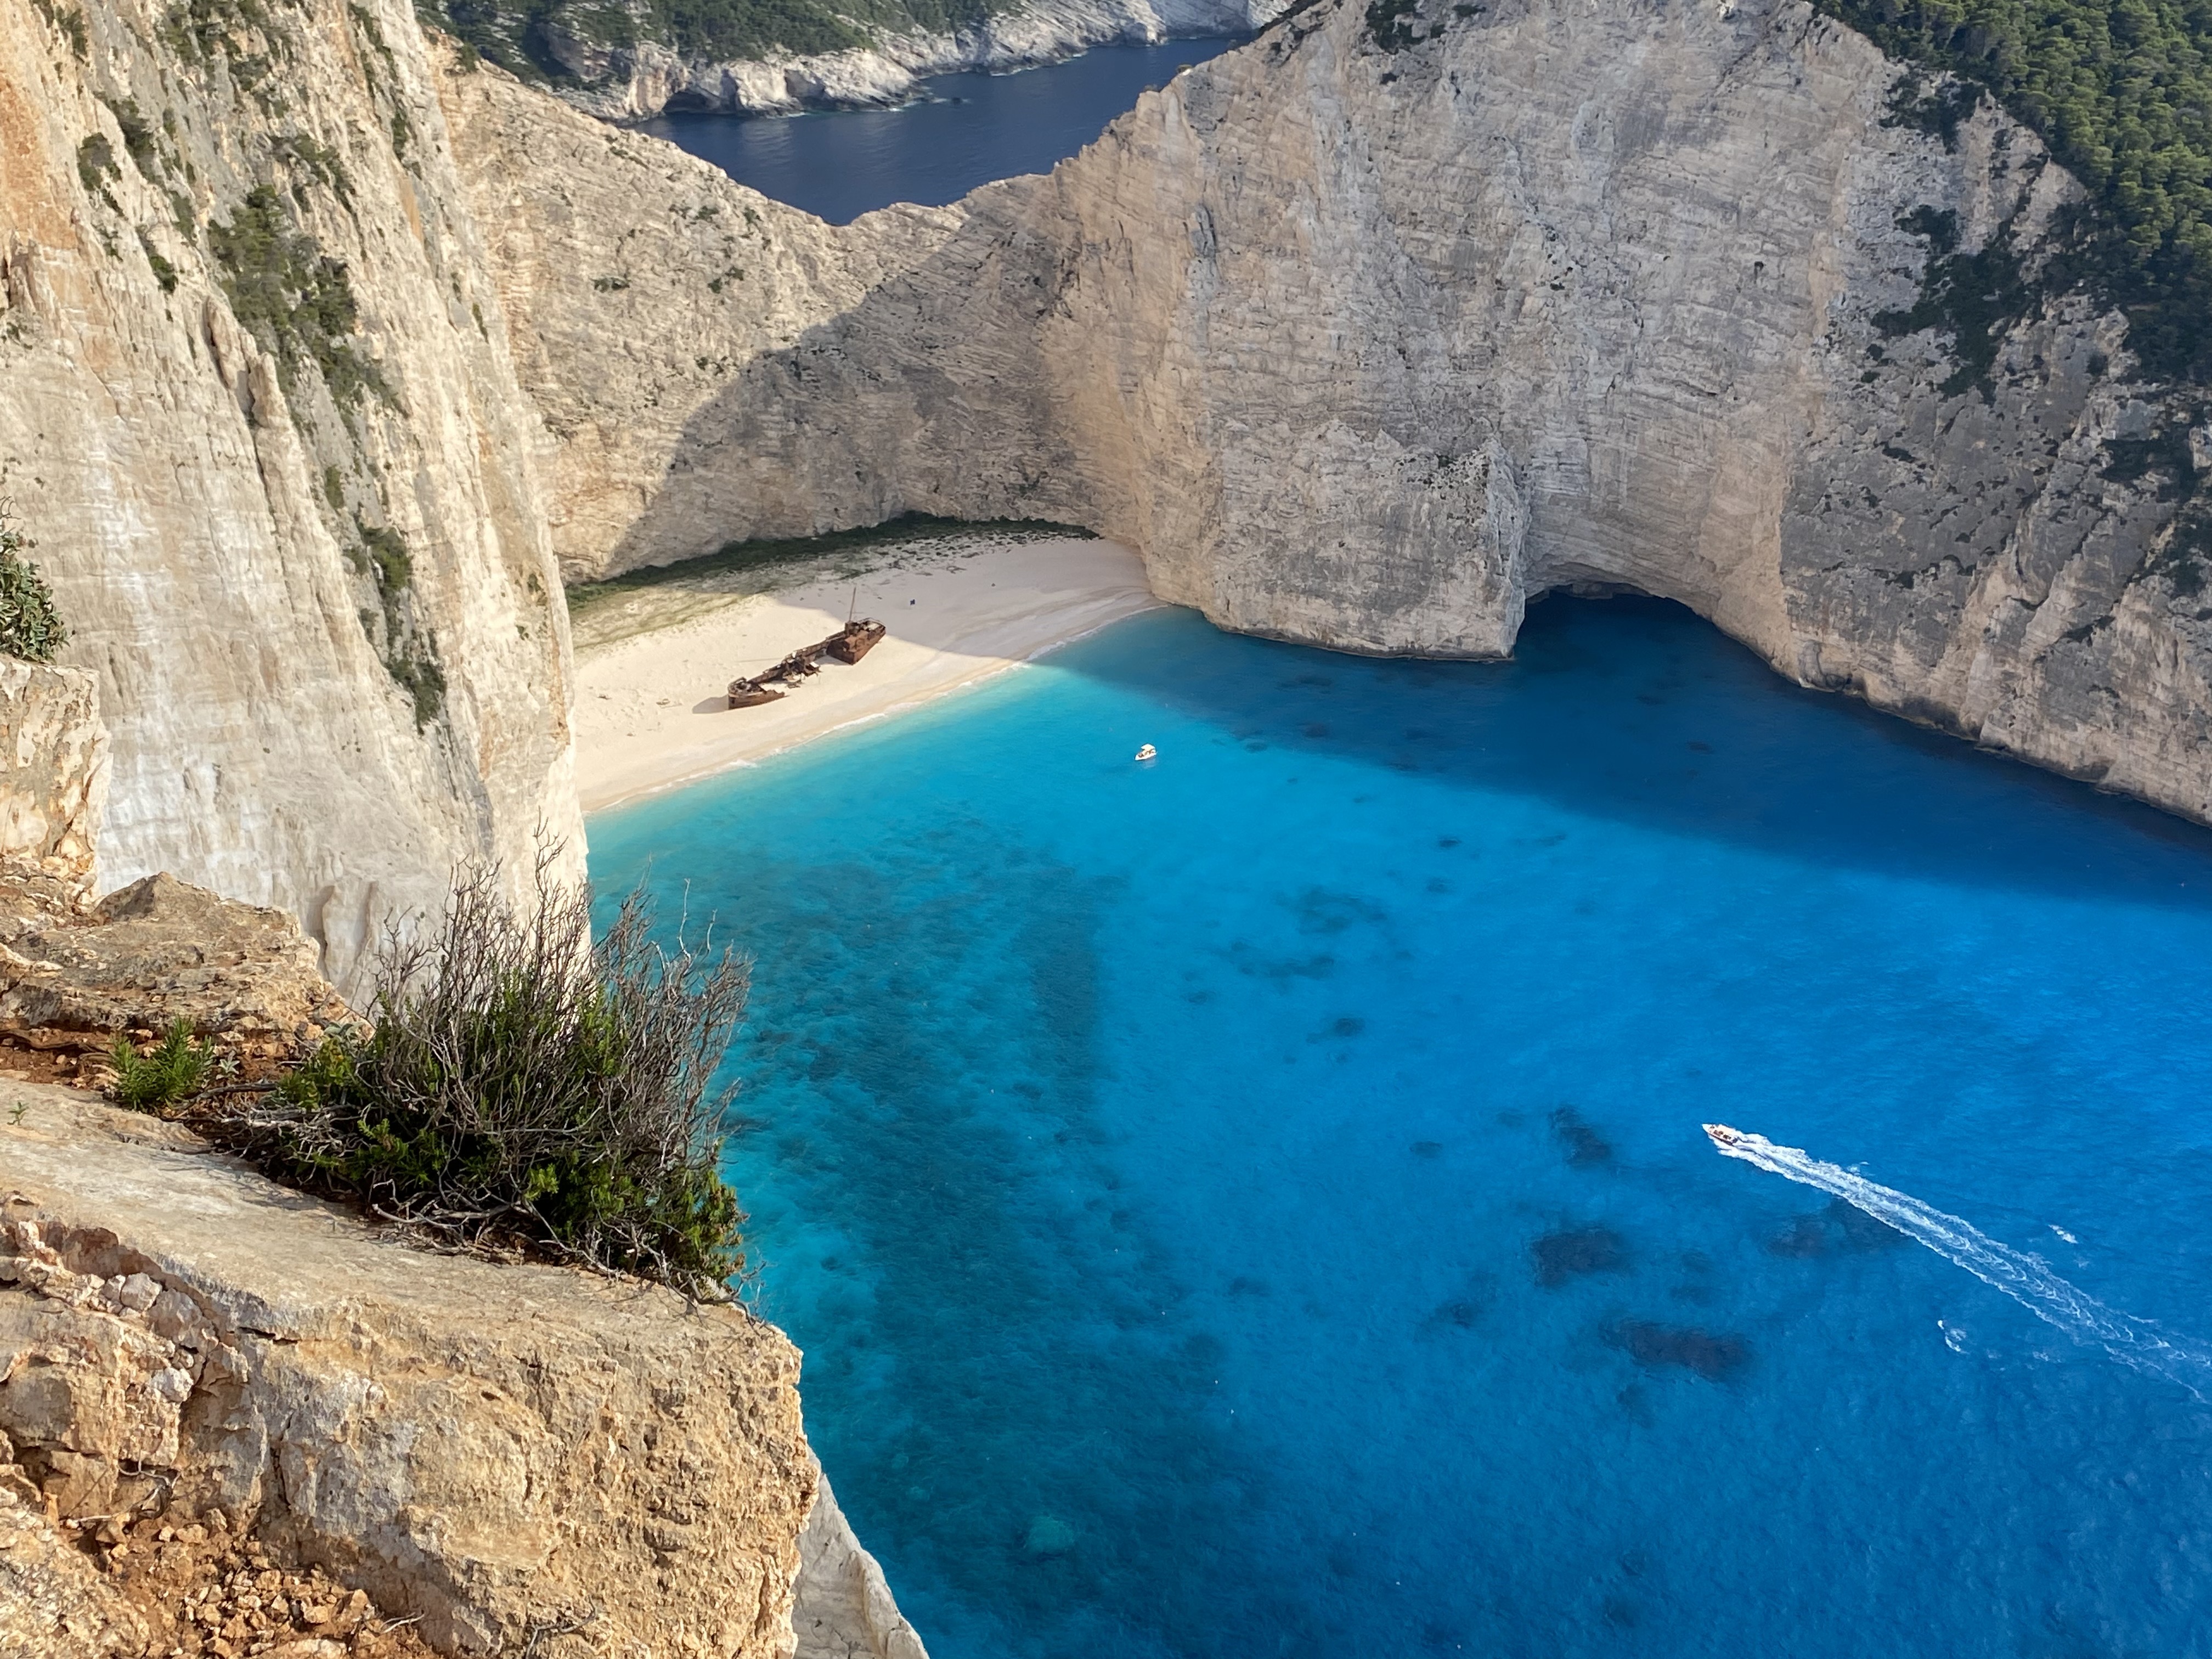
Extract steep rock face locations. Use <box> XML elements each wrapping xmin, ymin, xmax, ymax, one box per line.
<box><xmin>460</xmin><ymin>0</ymin><xmax>2212</xmax><ymax>822</ymax></box>
<box><xmin>476</xmin><ymin>0</ymin><xmax>1279</xmax><ymax>121</ymax></box>
<box><xmin>438</xmin><ymin>61</ymin><xmax>950</xmax><ymax>581</ymax></box>
<box><xmin>0</xmin><ymin>0</ymin><xmax>584</xmax><ymax>992</ymax></box>
<box><xmin>0</xmin><ymin>660</ymin><xmax>108</xmax><ymax>896</ymax></box>
<box><xmin>792</xmin><ymin>1469</ymin><xmax>930</xmax><ymax>1659</ymax></box>
<box><xmin>2</xmin><ymin>1087</ymin><xmax>817</xmax><ymax>1658</ymax></box>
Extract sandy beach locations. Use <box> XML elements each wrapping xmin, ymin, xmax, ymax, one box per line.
<box><xmin>572</xmin><ymin>535</ymin><xmax>1161</xmax><ymax>812</ymax></box>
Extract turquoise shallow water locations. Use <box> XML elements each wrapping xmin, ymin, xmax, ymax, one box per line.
<box><xmin>590</xmin><ymin>598</ymin><xmax>2212</xmax><ymax>1659</ymax></box>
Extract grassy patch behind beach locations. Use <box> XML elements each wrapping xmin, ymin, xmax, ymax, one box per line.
<box><xmin>565</xmin><ymin>515</ymin><xmax>1093</xmax><ymax>652</ymax></box>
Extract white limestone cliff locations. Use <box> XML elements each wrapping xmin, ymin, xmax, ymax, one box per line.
<box><xmin>453</xmin><ymin>0</ymin><xmax>2212</xmax><ymax>824</ymax></box>
<box><xmin>1</xmin><ymin>0</ymin><xmax>583</xmax><ymax>995</ymax></box>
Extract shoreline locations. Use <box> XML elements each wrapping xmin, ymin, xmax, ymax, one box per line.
<box><xmin>573</xmin><ymin>535</ymin><xmax>1161</xmax><ymax>815</ymax></box>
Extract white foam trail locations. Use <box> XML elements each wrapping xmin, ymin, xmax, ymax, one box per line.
<box><xmin>1708</xmin><ymin>1126</ymin><xmax>2212</xmax><ymax>1397</ymax></box>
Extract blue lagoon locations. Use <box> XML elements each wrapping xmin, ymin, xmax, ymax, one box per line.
<box><xmin>591</xmin><ymin>598</ymin><xmax>2212</xmax><ymax>1658</ymax></box>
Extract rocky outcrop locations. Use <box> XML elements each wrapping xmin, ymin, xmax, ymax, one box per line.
<box><xmin>0</xmin><ymin>871</ymin><xmax>352</xmax><ymax>1057</ymax></box>
<box><xmin>792</xmin><ymin>1470</ymin><xmax>929</xmax><ymax>1659</ymax></box>
<box><xmin>448</xmin><ymin>0</ymin><xmax>2212</xmax><ymax>824</ymax></box>
<box><xmin>0</xmin><ymin>660</ymin><xmax>107</xmax><ymax>900</ymax></box>
<box><xmin>489</xmin><ymin>0</ymin><xmax>1278</xmax><ymax>121</ymax></box>
<box><xmin>1</xmin><ymin>1086</ymin><xmax>820</xmax><ymax>1658</ymax></box>
<box><xmin>0</xmin><ymin>651</ymin><xmax>346</xmax><ymax>1065</ymax></box>
<box><xmin>1</xmin><ymin>0</ymin><xmax>584</xmax><ymax>995</ymax></box>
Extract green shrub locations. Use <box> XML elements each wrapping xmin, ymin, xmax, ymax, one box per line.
<box><xmin>246</xmin><ymin>860</ymin><xmax>752</xmax><ymax>1299</ymax></box>
<box><xmin>76</xmin><ymin>133</ymin><xmax>117</xmax><ymax>195</ymax></box>
<box><xmin>0</xmin><ymin>510</ymin><xmax>70</xmax><ymax>663</ymax></box>
<box><xmin>208</xmin><ymin>185</ymin><xmax>388</xmax><ymax>407</ymax></box>
<box><xmin>110</xmin><ymin>1020</ymin><xmax>214</xmax><ymax>1111</ymax></box>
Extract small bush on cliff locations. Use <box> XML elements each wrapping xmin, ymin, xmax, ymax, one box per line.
<box><xmin>0</xmin><ymin>509</ymin><xmax>70</xmax><ymax>664</ymax></box>
<box><xmin>208</xmin><ymin>185</ymin><xmax>389</xmax><ymax>408</ymax></box>
<box><xmin>249</xmin><ymin>858</ymin><xmax>752</xmax><ymax>1299</ymax></box>
<box><xmin>109</xmin><ymin>1020</ymin><xmax>215</xmax><ymax>1110</ymax></box>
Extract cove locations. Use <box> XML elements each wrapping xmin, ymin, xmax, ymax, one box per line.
<box><xmin>588</xmin><ymin>596</ymin><xmax>2212</xmax><ymax>1658</ymax></box>
<box><xmin>645</xmin><ymin>39</ymin><xmax>1237</xmax><ymax>224</ymax></box>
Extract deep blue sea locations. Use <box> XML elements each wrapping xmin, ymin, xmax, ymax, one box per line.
<box><xmin>590</xmin><ymin>599</ymin><xmax>2212</xmax><ymax>1659</ymax></box>
<box><xmin>644</xmin><ymin>38</ymin><xmax>1236</xmax><ymax>224</ymax></box>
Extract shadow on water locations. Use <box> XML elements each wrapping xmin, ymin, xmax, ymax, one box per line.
<box><xmin>1049</xmin><ymin>596</ymin><xmax>2212</xmax><ymax>910</ymax></box>
<box><xmin>616</xmin><ymin>831</ymin><xmax>1318</xmax><ymax>1657</ymax></box>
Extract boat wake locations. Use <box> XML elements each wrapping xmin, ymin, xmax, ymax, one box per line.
<box><xmin>1705</xmin><ymin>1124</ymin><xmax>2212</xmax><ymax>1398</ymax></box>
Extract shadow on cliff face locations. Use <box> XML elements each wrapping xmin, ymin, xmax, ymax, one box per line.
<box><xmin>596</xmin><ymin>178</ymin><xmax>1103</xmax><ymax>578</ymax></box>
<box><xmin>1052</xmin><ymin>596</ymin><xmax>2212</xmax><ymax>910</ymax></box>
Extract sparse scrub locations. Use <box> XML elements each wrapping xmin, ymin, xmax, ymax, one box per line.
<box><xmin>209</xmin><ymin>185</ymin><xmax>388</xmax><ymax>407</ymax></box>
<box><xmin>76</xmin><ymin>133</ymin><xmax>117</xmax><ymax>196</ymax></box>
<box><xmin>110</xmin><ymin>1020</ymin><xmax>215</xmax><ymax>1111</ymax></box>
<box><xmin>246</xmin><ymin>859</ymin><xmax>752</xmax><ymax>1299</ymax></box>
<box><xmin>107</xmin><ymin>99</ymin><xmax>160</xmax><ymax>174</ymax></box>
<box><xmin>139</xmin><ymin>230</ymin><xmax>179</xmax><ymax>293</ymax></box>
<box><xmin>0</xmin><ymin>507</ymin><xmax>70</xmax><ymax>663</ymax></box>
<box><xmin>161</xmin><ymin>0</ymin><xmax>279</xmax><ymax>68</ymax></box>
<box><xmin>416</xmin><ymin>0</ymin><xmax>896</xmax><ymax>80</ymax></box>
<box><xmin>32</xmin><ymin>0</ymin><xmax>88</xmax><ymax>55</ymax></box>
<box><xmin>353</xmin><ymin>520</ymin><xmax>446</xmax><ymax>726</ymax></box>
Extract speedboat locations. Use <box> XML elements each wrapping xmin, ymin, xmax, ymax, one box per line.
<box><xmin>1135</xmin><ymin>743</ymin><xmax>1158</xmax><ymax>762</ymax></box>
<box><xmin>1703</xmin><ymin>1123</ymin><xmax>1743</xmax><ymax>1149</ymax></box>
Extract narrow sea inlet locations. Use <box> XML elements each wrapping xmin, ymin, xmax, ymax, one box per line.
<box><xmin>645</xmin><ymin>39</ymin><xmax>1236</xmax><ymax>223</ymax></box>
<box><xmin>589</xmin><ymin>599</ymin><xmax>2212</xmax><ymax>1658</ymax></box>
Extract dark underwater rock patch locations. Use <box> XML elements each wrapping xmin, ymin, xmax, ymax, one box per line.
<box><xmin>1532</xmin><ymin>1224</ymin><xmax>1629</xmax><ymax>1287</ymax></box>
<box><xmin>1765</xmin><ymin>1215</ymin><xmax>1830</xmax><ymax>1257</ymax></box>
<box><xmin>1608</xmin><ymin>1320</ymin><xmax>1751</xmax><ymax>1380</ymax></box>
<box><xmin>1550</xmin><ymin>1106</ymin><xmax>1613</xmax><ymax>1166</ymax></box>
<box><xmin>1831</xmin><ymin>1197</ymin><xmax>1909</xmax><ymax>1250</ymax></box>
<box><xmin>1766</xmin><ymin>1198</ymin><xmax>1910</xmax><ymax>1257</ymax></box>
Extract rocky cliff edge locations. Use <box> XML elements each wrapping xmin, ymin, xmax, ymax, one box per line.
<box><xmin>1</xmin><ymin>1086</ymin><xmax>819</xmax><ymax>1658</ymax></box>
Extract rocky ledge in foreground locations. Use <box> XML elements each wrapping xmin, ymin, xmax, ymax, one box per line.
<box><xmin>0</xmin><ymin>1087</ymin><xmax>927</xmax><ymax>1659</ymax></box>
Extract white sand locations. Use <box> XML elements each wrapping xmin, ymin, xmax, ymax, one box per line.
<box><xmin>573</xmin><ymin>537</ymin><xmax>1161</xmax><ymax>813</ymax></box>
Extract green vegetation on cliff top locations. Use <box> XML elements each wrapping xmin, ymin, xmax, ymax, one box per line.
<box><xmin>1814</xmin><ymin>0</ymin><xmax>2212</xmax><ymax>379</ymax></box>
<box><xmin>250</xmin><ymin>861</ymin><xmax>753</xmax><ymax>1300</ymax></box>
